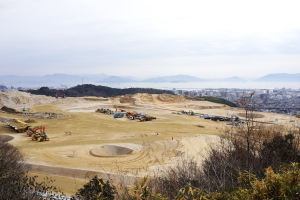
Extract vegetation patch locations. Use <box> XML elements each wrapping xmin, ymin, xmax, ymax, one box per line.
<box><xmin>25</xmin><ymin>84</ymin><xmax>175</xmax><ymax>97</ymax></box>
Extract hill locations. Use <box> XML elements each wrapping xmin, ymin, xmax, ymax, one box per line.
<box><xmin>255</xmin><ymin>73</ymin><xmax>300</xmax><ymax>82</ymax></box>
<box><xmin>143</xmin><ymin>75</ymin><xmax>206</xmax><ymax>82</ymax></box>
<box><xmin>25</xmin><ymin>84</ymin><xmax>175</xmax><ymax>97</ymax></box>
<box><xmin>97</xmin><ymin>76</ymin><xmax>137</xmax><ymax>83</ymax></box>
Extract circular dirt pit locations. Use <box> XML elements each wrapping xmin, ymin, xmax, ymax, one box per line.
<box><xmin>90</xmin><ymin>143</ymin><xmax>142</xmax><ymax>157</ymax></box>
<box><xmin>0</xmin><ymin>135</ymin><xmax>14</xmax><ymax>142</ymax></box>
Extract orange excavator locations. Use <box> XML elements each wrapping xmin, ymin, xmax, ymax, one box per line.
<box><xmin>26</xmin><ymin>126</ymin><xmax>45</xmax><ymax>137</ymax></box>
<box><xmin>28</xmin><ymin>126</ymin><xmax>50</xmax><ymax>142</ymax></box>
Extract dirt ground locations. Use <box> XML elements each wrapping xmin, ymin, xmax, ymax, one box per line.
<box><xmin>1</xmin><ymin>92</ymin><xmax>299</xmax><ymax>195</ymax></box>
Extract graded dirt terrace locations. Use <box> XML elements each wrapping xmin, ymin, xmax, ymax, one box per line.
<box><xmin>1</xmin><ymin>92</ymin><xmax>299</xmax><ymax>195</ymax></box>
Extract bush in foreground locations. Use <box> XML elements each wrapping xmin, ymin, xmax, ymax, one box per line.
<box><xmin>114</xmin><ymin>163</ymin><xmax>300</xmax><ymax>200</ymax></box>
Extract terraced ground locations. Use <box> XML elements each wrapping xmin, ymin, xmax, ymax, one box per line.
<box><xmin>1</xmin><ymin>92</ymin><xmax>299</xmax><ymax>195</ymax></box>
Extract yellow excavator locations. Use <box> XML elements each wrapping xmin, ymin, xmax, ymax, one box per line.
<box><xmin>31</xmin><ymin>126</ymin><xmax>50</xmax><ymax>142</ymax></box>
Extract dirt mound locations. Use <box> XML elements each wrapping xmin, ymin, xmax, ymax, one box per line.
<box><xmin>84</xmin><ymin>97</ymin><xmax>109</xmax><ymax>101</ymax></box>
<box><xmin>0</xmin><ymin>116</ymin><xmax>14</xmax><ymax>125</ymax></box>
<box><xmin>1</xmin><ymin>106</ymin><xmax>22</xmax><ymax>114</ymax></box>
<box><xmin>0</xmin><ymin>90</ymin><xmax>56</xmax><ymax>107</ymax></box>
<box><xmin>0</xmin><ymin>135</ymin><xmax>14</xmax><ymax>142</ymax></box>
<box><xmin>156</xmin><ymin>94</ymin><xmax>187</xmax><ymax>103</ymax></box>
<box><xmin>24</xmin><ymin>119</ymin><xmax>36</xmax><ymax>123</ymax></box>
<box><xmin>23</xmin><ymin>112</ymin><xmax>67</xmax><ymax>119</ymax></box>
<box><xmin>90</xmin><ymin>143</ymin><xmax>142</xmax><ymax>157</ymax></box>
<box><xmin>238</xmin><ymin>113</ymin><xmax>265</xmax><ymax>118</ymax></box>
<box><xmin>112</xmin><ymin>93</ymin><xmax>189</xmax><ymax>105</ymax></box>
<box><xmin>118</xmin><ymin>95</ymin><xmax>136</xmax><ymax>105</ymax></box>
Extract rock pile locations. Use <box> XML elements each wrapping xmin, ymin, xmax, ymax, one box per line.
<box><xmin>0</xmin><ymin>116</ymin><xmax>14</xmax><ymax>125</ymax></box>
<box><xmin>1</xmin><ymin>106</ymin><xmax>22</xmax><ymax>114</ymax></box>
<box><xmin>0</xmin><ymin>90</ymin><xmax>56</xmax><ymax>108</ymax></box>
<box><xmin>23</xmin><ymin>112</ymin><xmax>67</xmax><ymax>119</ymax></box>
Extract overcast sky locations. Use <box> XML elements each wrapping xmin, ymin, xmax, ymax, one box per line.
<box><xmin>1</xmin><ymin>0</ymin><xmax>300</xmax><ymax>78</ymax></box>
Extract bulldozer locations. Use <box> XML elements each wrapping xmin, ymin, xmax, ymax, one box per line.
<box><xmin>7</xmin><ymin>118</ymin><xmax>31</xmax><ymax>133</ymax></box>
<box><xmin>296</xmin><ymin>113</ymin><xmax>300</xmax><ymax>118</ymax></box>
<box><xmin>31</xmin><ymin>126</ymin><xmax>49</xmax><ymax>142</ymax></box>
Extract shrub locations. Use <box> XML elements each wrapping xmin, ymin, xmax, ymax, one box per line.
<box><xmin>0</xmin><ymin>141</ymin><xmax>64</xmax><ymax>199</ymax></box>
<box><xmin>76</xmin><ymin>175</ymin><xmax>115</xmax><ymax>200</ymax></box>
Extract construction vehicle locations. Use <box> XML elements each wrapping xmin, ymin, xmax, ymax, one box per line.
<box><xmin>139</xmin><ymin>115</ymin><xmax>156</xmax><ymax>122</ymax></box>
<box><xmin>114</xmin><ymin>112</ymin><xmax>125</xmax><ymax>118</ymax></box>
<box><xmin>7</xmin><ymin>118</ymin><xmax>31</xmax><ymax>133</ymax></box>
<box><xmin>26</xmin><ymin>126</ymin><xmax>45</xmax><ymax>137</ymax></box>
<box><xmin>126</xmin><ymin>111</ymin><xmax>139</xmax><ymax>120</ymax></box>
<box><xmin>96</xmin><ymin>108</ymin><xmax>114</xmax><ymax>114</ymax></box>
<box><xmin>31</xmin><ymin>126</ymin><xmax>49</xmax><ymax>142</ymax></box>
<box><xmin>203</xmin><ymin>114</ymin><xmax>215</xmax><ymax>119</ymax></box>
<box><xmin>231</xmin><ymin>115</ymin><xmax>240</xmax><ymax>121</ymax></box>
<box><xmin>96</xmin><ymin>108</ymin><xmax>106</xmax><ymax>113</ymax></box>
<box><xmin>211</xmin><ymin>116</ymin><xmax>224</xmax><ymax>121</ymax></box>
<box><xmin>296</xmin><ymin>113</ymin><xmax>300</xmax><ymax>118</ymax></box>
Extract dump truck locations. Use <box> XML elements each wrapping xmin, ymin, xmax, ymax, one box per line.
<box><xmin>7</xmin><ymin>118</ymin><xmax>31</xmax><ymax>133</ymax></box>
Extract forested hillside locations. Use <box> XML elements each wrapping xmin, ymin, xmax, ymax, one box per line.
<box><xmin>186</xmin><ymin>96</ymin><xmax>237</xmax><ymax>107</ymax></box>
<box><xmin>25</xmin><ymin>84</ymin><xmax>175</xmax><ymax>97</ymax></box>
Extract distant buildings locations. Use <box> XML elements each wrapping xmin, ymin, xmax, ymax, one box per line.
<box><xmin>173</xmin><ymin>87</ymin><xmax>300</xmax><ymax>116</ymax></box>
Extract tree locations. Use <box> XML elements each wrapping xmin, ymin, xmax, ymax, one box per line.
<box><xmin>0</xmin><ymin>141</ymin><xmax>64</xmax><ymax>199</ymax></box>
<box><xmin>76</xmin><ymin>175</ymin><xmax>115</xmax><ymax>200</ymax></box>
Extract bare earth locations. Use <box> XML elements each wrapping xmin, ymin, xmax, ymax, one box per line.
<box><xmin>1</xmin><ymin>91</ymin><xmax>299</xmax><ymax>195</ymax></box>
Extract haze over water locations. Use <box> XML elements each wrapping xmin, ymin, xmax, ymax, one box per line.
<box><xmin>99</xmin><ymin>81</ymin><xmax>300</xmax><ymax>91</ymax></box>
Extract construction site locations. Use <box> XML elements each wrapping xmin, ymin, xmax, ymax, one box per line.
<box><xmin>1</xmin><ymin>90</ymin><xmax>299</xmax><ymax>195</ymax></box>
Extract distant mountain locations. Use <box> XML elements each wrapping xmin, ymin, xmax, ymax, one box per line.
<box><xmin>97</xmin><ymin>76</ymin><xmax>138</xmax><ymax>83</ymax></box>
<box><xmin>142</xmin><ymin>77</ymin><xmax>169</xmax><ymax>82</ymax></box>
<box><xmin>221</xmin><ymin>76</ymin><xmax>245</xmax><ymax>82</ymax></box>
<box><xmin>143</xmin><ymin>75</ymin><xmax>206</xmax><ymax>82</ymax></box>
<box><xmin>255</xmin><ymin>73</ymin><xmax>300</xmax><ymax>82</ymax></box>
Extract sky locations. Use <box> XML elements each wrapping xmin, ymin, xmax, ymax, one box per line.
<box><xmin>1</xmin><ymin>0</ymin><xmax>300</xmax><ymax>79</ymax></box>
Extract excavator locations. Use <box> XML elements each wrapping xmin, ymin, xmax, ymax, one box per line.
<box><xmin>31</xmin><ymin>126</ymin><xmax>50</xmax><ymax>142</ymax></box>
<box><xmin>26</xmin><ymin>126</ymin><xmax>45</xmax><ymax>137</ymax></box>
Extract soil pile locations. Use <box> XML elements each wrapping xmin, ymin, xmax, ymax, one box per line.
<box><xmin>0</xmin><ymin>116</ymin><xmax>14</xmax><ymax>125</ymax></box>
<box><xmin>1</xmin><ymin>106</ymin><xmax>22</xmax><ymax>114</ymax></box>
<box><xmin>0</xmin><ymin>105</ymin><xmax>66</xmax><ymax>119</ymax></box>
<box><xmin>0</xmin><ymin>135</ymin><xmax>14</xmax><ymax>142</ymax></box>
<box><xmin>156</xmin><ymin>94</ymin><xmax>187</xmax><ymax>103</ymax></box>
<box><xmin>23</xmin><ymin>112</ymin><xmax>67</xmax><ymax>119</ymax></box>
<box><xmin>0</xmin><ymin>90</ymin><xmax>56</xmax><ymax>108</ymax></box>
<box><xmin>118</xmin><ymin>95</ymin><xmax>136</xmax><ymax>105</ymax></box>
<box><xmin>113</xmin><ymin>93</ymin><xmax>190</xmax><ymax>105</ymax></box>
